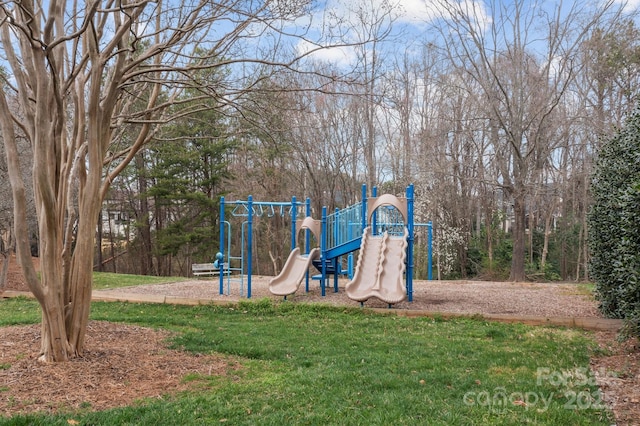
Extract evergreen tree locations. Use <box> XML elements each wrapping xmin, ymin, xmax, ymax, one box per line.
<box><xmin>147</xmin><ymin>103</ymin><xmax>234</xmax><ymax>266</ymax></box>
<box><xmin>588</xmin><ymin>105</ymin><xmax>640</xmax><ymax>336</ymax></box>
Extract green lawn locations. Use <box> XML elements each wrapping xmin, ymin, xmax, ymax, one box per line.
<box><xmin>92</xmin><ymin>272</ymin><xmax>189</xmax><ymax>290</ymax></box>
<box><xmin>0</xmin><ymin>297</ymin><xmax>611</xmax><ymax>425</ymax></box>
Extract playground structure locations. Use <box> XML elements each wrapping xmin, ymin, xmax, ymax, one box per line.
<box><xmin>217</xmin><ymin>184</ymin><xmax>432</xmax><ymax>303</ymax></box>
<box><xmin>217</xmin><ymin>195</ymin><xmax>306</xmax><ymax>298</ymax></box>
<box><xmin>269</xmin><ymin>216</ymin><xmax>322</xmax><ymax>297</ymax></box>
<box><xmin>344</xmin><ymin>195</ymin><xmax>411</xmax><ymax>305</ymax></box>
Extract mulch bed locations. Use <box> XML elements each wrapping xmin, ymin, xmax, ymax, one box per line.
<box><xmin>0</xmin><ymin>321</ymin><xmax>236</xmax><ymax>417</ymax></box>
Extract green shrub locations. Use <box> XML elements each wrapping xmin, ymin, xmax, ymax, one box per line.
<box><xmin>466</xmin><ymin>223</ymin><xmax>513</xmax><ymax>280</ymax></box>
<box><xmin>525</xmin><ymin>261</ymin><xmax>562</xmax><ymax>282</ymax></box>
<box><xmin>588</xmin><ymin>105</ymin><xmax>640</xmax><ymax>332</ymax></box>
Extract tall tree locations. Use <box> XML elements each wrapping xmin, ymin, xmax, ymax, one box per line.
<box><xmin>0</xmin><ymin>0</ymin><xmax>361</xmax><ymax>362</ymax></box>
<box><xmin>433</xmin><ymin>0</ymin><xmax>620</xmax><ymax>281</ymax></box>
<box><xmin>565</xmin><ymin>18</ymin><xmax>640</xmax><ymax>279</ymax></box>
<box><xmin>147</xmin><ymin>99</ymin><xmax>233</xmax><ymax>272</ymax></box>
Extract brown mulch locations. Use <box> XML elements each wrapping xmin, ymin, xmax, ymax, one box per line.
<box><xmin>1</xmin><ymin>256</ymin><xmax>237</xmax><ymax>417</ymax></box>
<box><xmin>591</xmin><ymin>331</ymin><xmax>640</xmax><ymax>425</ymax></box>
<box><xmin>0</xmin><ymin>321</ymin><xmax>236</xmax><ymax>417</ymax></box>
<box><xmin>1</xmin><ymin>255</ymin><xmax>639</xmax><ymax>424</ymax></box>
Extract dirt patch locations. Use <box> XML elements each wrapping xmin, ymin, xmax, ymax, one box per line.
<box><xmin>2</xmin><ymin>257</ymin><xmax>639</xmax><ymax>424</ymax></box>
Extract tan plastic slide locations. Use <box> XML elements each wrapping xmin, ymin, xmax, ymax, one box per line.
<box><xmin>345</xmin><ymin>227</ymin><xmax>408</xmax><ymax>304</ymax></box>
<box><xmin>269</xmin><ymin>247</ymin><xmax>320</xmax><ymax>296</ymax></box>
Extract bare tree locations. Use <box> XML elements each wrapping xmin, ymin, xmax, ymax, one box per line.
<box><xmin>0</xmin><ymin>0</ymin><xmax>363</xmax><ymax>362</ymax></box>
<box><xmin>565</xmin><ymin>17</ymin><xmax>640</xmax><ymax>279</ymax></box>
<box><xmin>344</xmin><ymin>0</ymin><xmax>398</xmax><ymax>189</ymax></box>
<box><xmin>433</xmin><ymin>0</ymin><xmax>621</xmax><ymax>281</ymax></box>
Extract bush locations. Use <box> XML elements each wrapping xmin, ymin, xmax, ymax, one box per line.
<box><xmin>588</xmin><ymin>105</ymin><xmax>640</xmax><ymax>331</ymax></box>
<box><xmin>467</xmin><ymin>230</ymin><xmax>512</xmax><ymax>280</ymax></box>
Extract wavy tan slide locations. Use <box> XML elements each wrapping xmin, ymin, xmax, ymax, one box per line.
<box><xmin>346</xmin><ymin>227</ymin><xmax>408</xmax><ymax>304</ymax></box>
<box><xmin>269</xmin><ymin>247</ymin><xmax>320</xmax><ymax>297</ymax></box>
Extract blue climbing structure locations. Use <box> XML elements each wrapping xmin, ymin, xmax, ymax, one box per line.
<box><xmin>318</xmin><ymin>184</ymin><xmax>415</xmax><ymax>301</ymax></box>
<box><xmin>218</xmin><ymin>196</ymin><xmax>308</xmax><ymax>298</ymax></box>
<box><xmin>218</xmin><ymin>184</ymin><xmax>428</xmax><ymax>302</ymax></box>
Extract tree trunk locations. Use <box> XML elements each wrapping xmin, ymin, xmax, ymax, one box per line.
<box><xmin>540</xmin><ymin>215</ymin><xmax>552</xmax><ymax>269</ymax></box>
<box><xmin>576</xmin><ymin>224</ymin><xmax>583</xmax><ymax>281</ymax></box>
<box><xmin>135</xmin><ymin>153</ymin><xmax>153</xmax><ymax>276</ymax></box>
<box><xmin>509</xmin><ymin>193</ymin><xmax>527</xmax><ymax>281</ymax></box>
<box><xmin>0</xmin><ymin>252</ymin><xmax>8</xmax><ymax>292</ymax></box>
<box><xmin>540</xmin><ymin>199</ymin><xmax>556</xmax><ymax>269</ymax></box>
<box><xmin>65</xmin><ymin>195</ymin><xmax>101</xmax><ymax>355</ymax></box>
<box><xmin>485</xmin><ymin>211</ymin><xmax>494</xmax><ymax>273</ymax></box>
<box><xmin>96</xmin><ymin>210</ymin><xmax>104</xmax><ymax>272</ymax></box>
<box><xmin>528</xmin><ymin>207</ymin><xmax>534</xmax><ymax>264</ymax></box>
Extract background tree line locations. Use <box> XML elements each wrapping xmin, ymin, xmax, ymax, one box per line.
<box><xmin>2</xmin><ymin>1</ymin><xmax>638</xmax><ymax>285</ymax></box>
<box><xmin>90</xmin><ymin>3</ymin><xmax>640</xmax><ymax>283</ymax></box>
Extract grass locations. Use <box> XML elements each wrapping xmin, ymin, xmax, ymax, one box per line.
<box><xmin>0</xmin><ymin>297</ymin><xmax>612</xmax><ymax>425</ymax></box>
<box><xmin>558</xmin><ymin>282</ymin><xmax>596</xmax><ymax>298</ymax></box>
<box><xmin>91</xmin><ymin>272</ymin><xmax>189</xmax><ymax>290</ymax></box>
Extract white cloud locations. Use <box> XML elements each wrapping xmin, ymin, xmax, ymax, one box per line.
<box><xmin>393</xmin><ymin>0</ymin><xmax>443</xmax><ymax>24</ymax></box>
<box><xmin>296</xmin><ymin>39</ymin><xmax>357</xmax><ymax>67</ymax></box>
<box><xmin>614</xmin><ymin>0</ymin><xmax>640</xmax><ymax>13</ymax></box>
<box><xmin>289</xmin><ymin>0</ymin><xmax>490</xmax><ymax>66</ymax></box>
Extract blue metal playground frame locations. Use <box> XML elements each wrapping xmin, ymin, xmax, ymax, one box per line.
<box><xmin>218</xmin><ymin>184</ymin><xmax>432</xmax><ymax>302</ymax></box>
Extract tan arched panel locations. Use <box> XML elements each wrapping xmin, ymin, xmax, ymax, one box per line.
<box><xmin>367</xmin><ymin>194</ymin><xmax>407</xmax><ymax>224</ymax></box>
<box><xmin>297</xmin><ymin>216</ymin><xmax>321</xmax><ymax>244</ymax></box>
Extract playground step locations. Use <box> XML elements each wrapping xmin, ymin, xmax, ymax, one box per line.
<box><xmin>311</xmin><ymin>259</ymin><xmax>348</xmax><ymax>275</ymax></box>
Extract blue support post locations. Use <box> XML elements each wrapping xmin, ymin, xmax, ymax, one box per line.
<box><xmin>428</xmin><ymin>221</ymin><xmax>433</xmax><ymax>280</ymax></box>
<box><xmin>305</xmin><ymin>197</ymin><xmax>311</xmax><ymax>292</ymax></box>
<box><xmin>372</xmin><ymin>186</ymin><xmax>378</xmax><ymax>235</ymax></box>
<box><xmin>406</xmin><ymin>184</ymin><xmax>415</xmax><ymax>302</ymax></box>
<box><xmin>361</xmin><ymin>184</ymin><xmax>367</xmax><ymax>233</ymax></box>
<box><xmin>335</xmin><ymin>206</ymin><xmax>340</xmax><ymax>292</ymax></box>
<box><xmin>291</xmin><ymin>196</ymin><xmax>297</xmax><ymax>251</ymax></box>
<box><xmin>348</xmin><ymin>253</ymin><xmax>354</xmax><ymax>279</ymax></box>
<box><xmin>247</xmin><ymin>195</ymin><xmax>253</xmax><ymax>298</ymax></box>
<box><xmin>219</xmin><ymin>196</ymin><xmax>225</xmax><ymax>295</ymax></box>
<box><xmin>321</xmin><ymin>206</ymin><xmax>327</xmax><ymax>297</ymax></box>
<box><xmin>347</xmin><ymin>210</ymin><xmax>354</xmax><ymax>279</ymax></box>
<box><xmin>333</xmin><ymin>257</ymin><xmax>339</xmax><ymax>292</ymax></box>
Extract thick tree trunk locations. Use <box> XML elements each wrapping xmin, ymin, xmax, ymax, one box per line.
<box><xmin>40</xmin><ymin>298</ymin><xmax>72</xmax><ymax>362</ymax></box>
<box><xmin>540</xmin><ymin>216</ymin><xmax>552</xmax><ymax>269</ymax></box>
<box><xmin>65</xmin><ymin>198</ymin><xmax>100</xmax><ymax>354</ymax></box>
<box><xmin>486</xmin><ymin>217</ymin><xmax>494</xmax><ymax>273</ymax></box>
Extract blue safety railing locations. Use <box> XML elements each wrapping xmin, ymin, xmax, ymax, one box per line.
<box><xmin>324</xmin><ymin>201</ymin><xmax>364</xmax><ymax>259</ymax></box>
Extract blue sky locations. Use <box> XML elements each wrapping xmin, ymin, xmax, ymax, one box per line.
<box><xmin>282</xmin><ymin>0</ymin><xmax>638</xmax><ymax>67</ymax></box>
